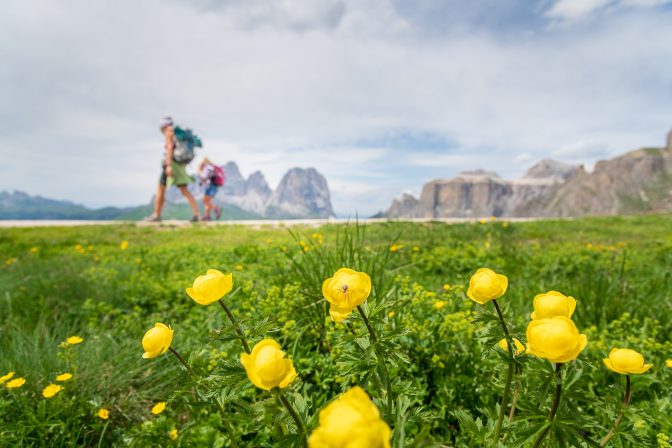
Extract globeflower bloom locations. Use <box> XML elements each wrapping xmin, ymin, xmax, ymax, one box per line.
<box><xmin>308</xmin><ymin>386</ymin><xmax>391</xmax><ymax>448</ymax></box>
<box><xmin>667</xmin><ymin>359</ymin><xmax>672</xmax><ymax>368</ymax></box>
<box><xmin>526</xmin><ymin>316</ymin><xmax>587</xmax><ymax>363</ymax></box>
<box><xmin>42</xmin><ymin>384</ymin><xmax>63</xmax><ymax>398</ymax></box>
<box><xmin>169</xmin><ymin>428</ymin><xmax>178</xmax><ymax>441</ymax></box>
<box><xmin>240</xmin><ymin>339</ymin><xmax>297</xmax><ymax>391</ymax></box>
<box><xmin>603</xmin><ymin>348</ymin><xmax>652</xmax><ymax>375</ymax></box>
<box><xmin>142</xmin><ymin>323</ymin><xmax>174</xmax><ymax>359</ymax></box>
<box><xmin>531</xmin><ymin>291</ymin><xmax>577</xmax><ymax>320</ymax></box>
<box><xmin>5</xmin><ymin>377</ymin><xmax>25</xmax><ymax>389</ymax></box>
<box><xmin>66</xmin><ymin>336</ymin><xmax>84</xmax><ymax>345</ymax></box>
<box><xmin>151</xmin><ymin>402</ymin><xmax>167</xmax><ymax>415</ymax></box>
<box><xmin>186</xmin><ymin>269</ymin><xmax>233</xmax><ymax>306</ymax></box>
<box><xmin>322</xmin><ymin>268</ymin><xmax>372</xmax><ymax>322</ymax></box>
<box><xmin>56</xmin><ymin>373</ymin><xmax>73</xmax><ymax>382</ymax></box>
<box><xmin>97</xmin><ymin>408</ymin><xmax>110</xmax><ymax>420</ymax></box>
<box><xmin>466</xmin><ymin>268</ymin><xmax>508</xmax><ymax>305</ymax></box>
<box><xmin>0</xmin><ymin>372</ymin><xmax>14</xmax><ymax>384</ymax></box>
<box><xmin>120</xmin><ymin>240</ymin><xmax>129</xmax><ymax>250</ymax></box>
<box><xmin>497</xmin><ymin>338</ymin><xmax>525</xmax><ymax>355</ymax></box>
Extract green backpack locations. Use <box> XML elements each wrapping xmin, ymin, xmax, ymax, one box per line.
<box><xmin>172</xmin><ymin>126</ymin><xmax>202</xmax><ymax>164</ymax></box>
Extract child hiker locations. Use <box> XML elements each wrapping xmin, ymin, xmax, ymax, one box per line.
<box><xmin>197</xmin><ymin>157</ymin><xmax>224</xmax><ymax>221</ymax></box>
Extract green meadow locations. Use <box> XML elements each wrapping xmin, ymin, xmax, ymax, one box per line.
<box><xmin>1</xmin><ymin>216</ymin><xmax>671</xmax><ymax>447</ymax></box>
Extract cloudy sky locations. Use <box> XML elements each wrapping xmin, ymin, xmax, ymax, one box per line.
<box><xmin>1</xmin><ymin>0</ymin><xmax>671</xmax><ymax>216</ymax></box>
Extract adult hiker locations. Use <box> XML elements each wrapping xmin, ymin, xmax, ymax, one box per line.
<box><xmin>144</xmin><ymin>116</ymin><xmax>201</xmax><ymax>222</ymax></box>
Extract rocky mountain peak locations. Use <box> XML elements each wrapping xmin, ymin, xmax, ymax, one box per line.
<box><xmin>266</xmin><ymin>168</ymin><xmax>334</xmax><ymax>218</ymax></box>
<box><xmin>523</xmin><ymin>159</ymin><xmax>580</xmax><ymax>181</ymax></box>
<box><xmin>245</xmin><ymin>171</ymin><xmax>272</xmax><ymax>196</ymax></box>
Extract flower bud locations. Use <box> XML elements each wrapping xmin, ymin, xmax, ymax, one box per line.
<box><xmin>603</xmin><ymin>348</ymin><xmax>652</xmax><ymax>374</ymax></box>
<box><xmin>531</xmin><ymin>291</ymin><xmax>576</xmax><ymax>320</ymax></box>
<box><xmin>142</xmin><ymin>323</ymin><xmax>174</xmax><ymax>359</ymax></box>
<box><xmin>240</xmin><ymin>339</ymin><xmax>297</xmax><ymax>391</ymax></box>
<box><xmin>466</xmin><ymin>268</ymin><xmax>508</xmax><ymax>305</ymax></box>
<box><xmin>186</xmin><ymin>269</ymin><xmax>233</xmax><ymax>306</ymax></box>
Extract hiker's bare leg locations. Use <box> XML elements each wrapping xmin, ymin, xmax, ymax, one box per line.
<box><xmin>179</xmin><ymin>186</ymin><xmax>200</xmax><ymax>217</ymax></box>
<box><xmin>203</xmin><ymin>196</ymin><xmax>213</xmax><ymax>218</ymax></box>
<box><xmin>153</xmin><ymin>185</ymin><xmax>166</xmax><ymax>218</ymax></box>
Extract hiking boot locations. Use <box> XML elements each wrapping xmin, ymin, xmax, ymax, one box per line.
<box><xmin>143</xmin><ymin>215</ymin><xmax>161</xmax><ymax>222</ymax></box>
<box><xmin>214</xmin><ymin>206</ymin><xmax>222</xmax><ymax>220</ymax></box>
<box><xmin>190</xmin><ymin>215</ymin><xmax>200</xmax><ymax>222</ymax></box>
<box><xmin>201</xmin><ymin>216</ymin><xmax>211</xmax><ymax>221</ymax></box>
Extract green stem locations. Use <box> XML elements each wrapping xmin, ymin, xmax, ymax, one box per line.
<box><xmin>169</xmin><ymin>347</ymin><xmax>195</xmax><ymax>376</ymax></box>
<box><xmin>275</xmin><ymin>389</ymin><xmax>307</xmax><ymax>447</ymax></box>
<box><xmin>600</xmin><ymin>375</ymin><xmax>631</xmax><ymax>447</ymax></box>
<box><xmin>357</xmin><ymin>305</ymin><xmax>394</xmax><ymax>419</ymax></box>
<box><xmin>492</xmin><ymin>299</ymin><xmax>515</xmax><ymax>446</ymax></box>
<box><xmin>218</xmin><ymin>299</ymin><xmax>251</xmax><ymax>354</ymax></box>
<box><xmin>531</xmin><ymin>363</ymin><xmax>563</xmax><ymax>448</ymax></box>
<box><xmin>98</xmin><ymin>420</ymin><xmax>110</xmax><ymax>448</ymax></box>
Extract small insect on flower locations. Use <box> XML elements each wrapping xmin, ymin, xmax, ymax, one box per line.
<box><xmin>97</xmin><ymin>408</ymin><xmax>110</xmax><ymax>420</ymax></box>
<box><xmin>65</xmin><ymin>336</ymin><xmax>84</xmax><ymax>345</ymax></box>
<box><xmin>42</xmin><ymin>384</ymin><xmax>63</xmax><ymax>398</ymax></box>
<box><xmin>6</xmin><ymin>377</ymin><xmax>26</xmax><ymax>389</ymax></box>
<box><xmin>151</xmin><ymin>402</ymin><xmax>166</xmax><ymax>415</ymax></box>
<box><xmin>0</xmin><ymin>372</ymin><xmax>15</xmax><ymax>384</ymax></box>
<box><xmin>56</xmin><ymin>373</ymin><xmax>73</xmax><ymax>382</ymax></box>
<box><xmin>168</xmin><ymin>428</ymin><xmax>178</xmax><ymax>441</ymax></box>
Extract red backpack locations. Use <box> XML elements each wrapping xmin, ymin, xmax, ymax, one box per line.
<box><xmin>211</xmin><ymin>165</ymin><xmax>226</xmax><ymax>186</ymax></box>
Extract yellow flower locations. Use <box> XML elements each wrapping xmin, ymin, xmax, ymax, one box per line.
<box><xmin>234</xmin><ymin>264</ymin><xmax>243</xmax><ymax>271</ymax></box>
<box><xmin>186</xmin><ymin>269</ymin><xmax>233</xmax><ymax>306</ymax></box>
<box><xmin>497</xmin><ymin>338</ymin><xmax>525</xmax><ymax>355</ymax></box>
<box><xmin>387</xmin><ymin>311</ymin><xmax>395</xmax><ymax>318</ymax></box>
<box><xmin>120</xmin><ymin>240</ymin><xmax>129</xmax><ymax>250</ymax></box>
<box><xmin>603</xmin><ymin>348</ymin><xmax>653</xmax><ymax>375</ymax></box>
<box><xmin>42</xmin><ymin>384</ymin><xmax>63</xmax><ymax>398</ymax></box>
<box><xmin>389</xmin><ymin>244</ymin><xmax>403</xmax><ymax>252</ymax></box>
<box><xmin>66</xmin><ymin>336</ymin><xmax>84</xmax><ymax>345</ymax></box>
<box><xmin>30</xmin><ymin>247</ymin><xmax>39</xmax><ymax>254</ymax></box>
<box><xmin>666</xmin><ymin>359</ymin><xmax>672</xmax><ymax>368</ymax></box>
<box><xmin>308</xmin><ymin>386</ymin><xmax>391</xmax><ymax>448</ymax></box>
<box><xmin>412</xmin><ymin>246</ymin><xmax>420</xmax><ymax>252</ymax></box>
<box><xmin>434</xmin><ymin>300</ymin><xmax>446</xmax><ymax>310</ymax></box>
<box><xmin>322</xmin><ymin>268</ymin><xmax>372</xmax><ymax>322</ymax></box>
<box><xmin>442</xmin><ymin>284</ymin><xmax>451</xmax><ymax>291</ymax></box>
<box><xmin>142</xmin><ymin>323</ymin><xmax>174</xmax><ymax>359</ymax></box>
<box><xmin>240</xmin><ymin>339</ymin><xmax>297</xmax><ymax>391</ymax></box>
<box><xmin>526</xmin><ymin>316</ymin><xmax>588</xmax><ymax>363</ymax></box>
<box><xmin>0</xmin><ymin>372</ymin><xmax>15</xmax><ymax>384</ymax></box>
<box><xmin>6</xmin><ymin>377</ymin><xmax>26</xmax><ymax>389</ymax></box>
<box><xmin>168</xmin><ymin>428</ymin><xmax>178</xmax><ymax>441</ymax></box>
<box><xmin>151</xmin><ymin>402</ymin><xmax>166</xmax><ymax>415</ymax></box>
<box><xmin>531</xmin><ymin>291</ymin><xmax>577</xmax><ymax>320</ymax></box>
<box><xmin>56</xmin><ymin>373</ymin><xmax>73</xmax><ymax>382</ymax></box>
<box><xmin>466</xmin><ymin>268</ymin><xmax>508</xmax><ymax>305</ymax></box>
<box><xmin>97</xmin><ymin>408</ymin><xmax>110</xmax><ymax>420</ymax></box>
<box><xmin>5</xmin><ymin>258</ymin><xmax>17</xmax><ymax>266</ymax></box>
<box><xmin>479</xmin><ymin>218</ymin><xmax>488</xmax><ymax>224</ymax></box>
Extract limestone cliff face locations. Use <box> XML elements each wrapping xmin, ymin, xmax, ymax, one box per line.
<box><xmin>266</xmin><ymin>168</ymin><xmax>334</xmax><ymax>218</ymax></box>
<box><xmin>381</xmin><ymin>130</ymin><xmax>672</xmax><ymax>218</ymax></box>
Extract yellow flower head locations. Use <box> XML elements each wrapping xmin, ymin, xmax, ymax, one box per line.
<box><xmin>322</xmin><ymin>268</ymin><xmax>372</xmax><ymax>322</ymax></box>
<box><xmin>240</xmin><ymin>339</ymin><xmax>297</xmax><ymax>391</ymax></box>
<box><xmin>120</xmin><ymin>240</ymin><xmax>129</xmax><ymax>250</ymax></box>
<box><xmin>30</xmin><ymin>247</ymin><xmax>39</xmax><ymax>254</ymax></box>
<box><xmin>0</xmin><ymin>372</ymin><xmax>15</xmax><ymax>384</ymax></box>
<box><xmin>97</xmin><ymin>408</ymin><xmax>110</xmax><ymax>420</ymax></box>
<box><xmin>526</xmin><ymin>316</ymin><xmax>588</xmax><ymax>363</ymax></box>
<box><xmin>168</xmin><ymin>428</ymin><xmax>178</xmax><ymax>441</ymax></box>
<box><xmin>531</xmin><ymin>291</ymin><xmax>577</xmax><ymax>320</ymax></box>
<box><xmin>466</xmin><ymin>268</ymin><xmax>508</xmax><ymax>305</ymax></box>
<box><xmin>442</xmin><ymin>284</ymin><xmax>451</xmax><ymax>291</ymax></box>
<box><xmin>151</xmin><ymin>402</ymin><xmax>167</xmax><ymax>415</ymax></box>
<box><xmin>603</xmin><ymin>348</ymin><xmax>653</xmax><ymax>375</ymax></box>
<box><xmin>56</xmin><ymin>373</ymin><xmax>73</xmax><ymax>382</ymax></box>
<box><xmin>6</xmin><ymin>377</ymin><xmax>25</xmax><ymax>389</ymax></box>
<box><xmin>497</xmin><ymin>338</ymin><xmax>526</xmax><ymax>355</ymax></box>
<box><xmin>142</xmin><ymin>323</ymin><xmax>174</xmax><ymax>359</ymax></box>
<box><xmin>434</xmin><ymin>300</ymin><xmax>446</xmax><ymax>310</ymax></box>
<box><xmin>387</xmin><ymin>311</ymin><xmax>395</xmax><ymax>318</ymax></box>
<box><xmin>308</xmin><ymin>386</ymin><xmax>391</xmax><ymax>448</ymax></box>
<box><xmin>66</xmin><ymin>336</ymin><xmax>84</xmax><ymax>345</ymax></box>
<box><xmin>666</xmin><ymin>359</ymin><xmax>672</xmax><ymax>368</ymax></box>
<box><xmin>42</xmin><ymin>384</ymin><xmax>63</xmax><ymax>398</ymax></box>
<box><xmin>186</xmin><ymin>269</ymin><xmax>233</xmax><ymax>306</ymax></box>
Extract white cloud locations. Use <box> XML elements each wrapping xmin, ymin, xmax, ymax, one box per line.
<box><xmin>546</xmin><ymin>0</ymin><xmax>612</xmax><ymax>20</ymax></box>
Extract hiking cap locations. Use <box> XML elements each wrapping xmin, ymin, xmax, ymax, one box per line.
<box><xmin>159</xmin><ymin>116</ymin><xmax>174</xmax><ymax>130</ymax></box>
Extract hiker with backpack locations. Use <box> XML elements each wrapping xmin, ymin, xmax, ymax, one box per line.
<box><xmin>144</xmin><ymin>116</ymin><xmax>202</xmax><ymax>222</ymax></box>
<box><xmin>197</xmin><ymin>157</ymin><xmax>224</xmax><ymax>221</ymax></box>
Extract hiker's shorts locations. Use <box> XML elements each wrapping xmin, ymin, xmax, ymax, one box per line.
<box><xmin>159</xmin><ymin>161</ymin><xmax>193</xmax><ymax>187</ymax></box>
<box><xmin>204</xmin><ymin>183</ymin><xmax>218</xmax><ymax>197</ymax></box>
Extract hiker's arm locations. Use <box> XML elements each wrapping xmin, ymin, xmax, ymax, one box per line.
<box><xmin>164</xmin><ymin>129</ymin><xmax>175</xmax><ymax>176</ymax></box>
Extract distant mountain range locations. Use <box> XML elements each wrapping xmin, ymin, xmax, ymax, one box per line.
<box><xmin>0</xmin><ymin>163</ymin><xmax>334</xmax><ymax>220</ymax></box>
<box><xmin>379</xmin><ymin>129</ymin><xmax>672</xmax><ymax>218</ymax></box>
